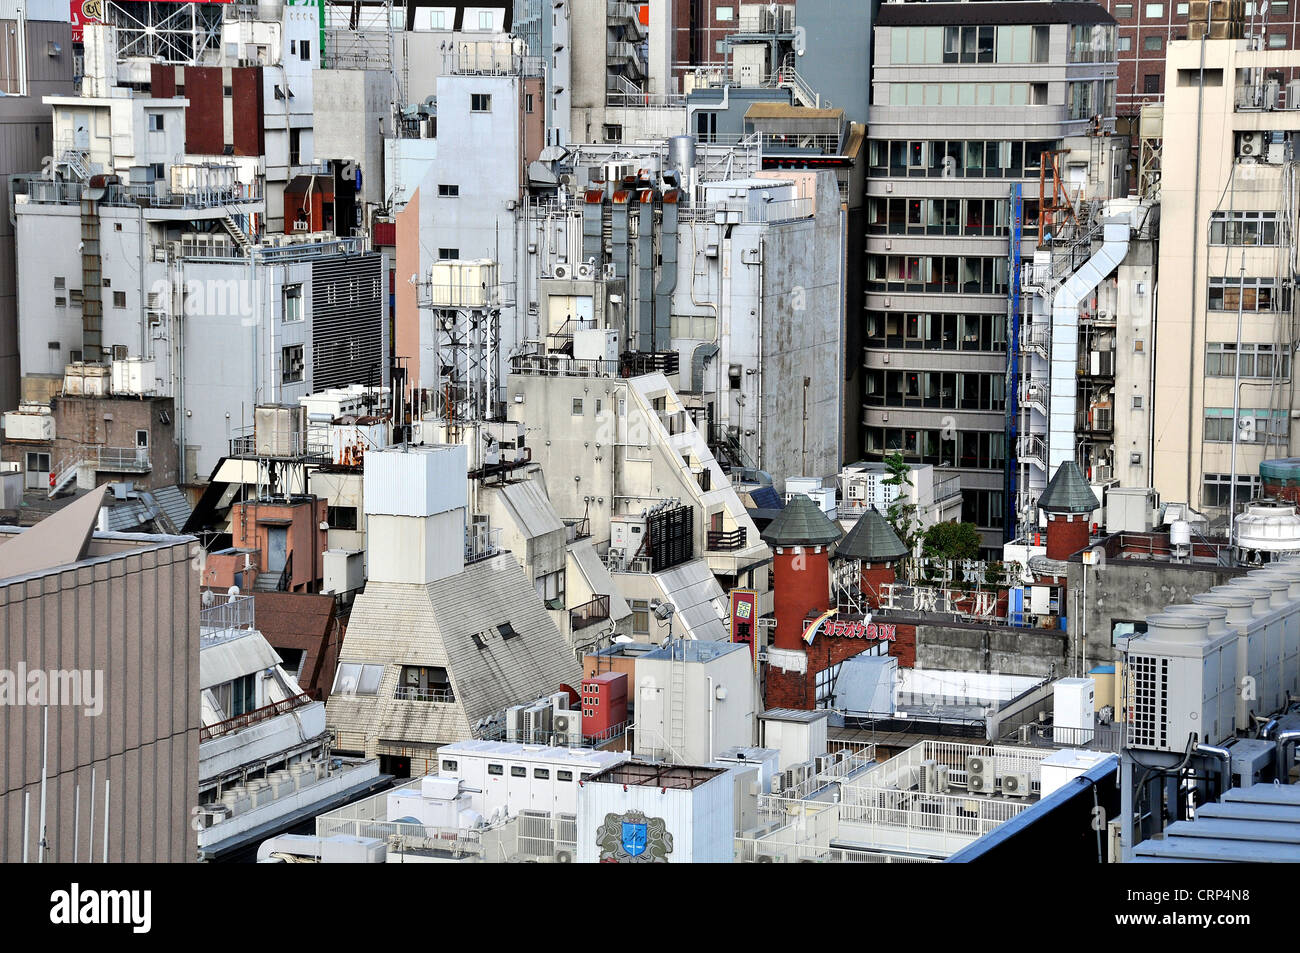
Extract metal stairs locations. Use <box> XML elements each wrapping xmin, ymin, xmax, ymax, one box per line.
<box><xmin>219</xmin><ymin>211</ymin><xmax>254</xmax><ymax>254</ymax></box>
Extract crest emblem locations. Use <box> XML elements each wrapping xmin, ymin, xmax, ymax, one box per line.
<box><xmin>596</xmin><ymin>810</ymin><xmax>673</xmax><ymax>862</ymax></box>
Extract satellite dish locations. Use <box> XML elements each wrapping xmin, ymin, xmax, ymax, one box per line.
<box><xmin>202</xmin><ymin>589</ymin><xmax>216</xmax><ymax>606</ymax></box>
<box><xmin>227</xmin><ymin>585</ymin><xmax>241</xmax><ymax>602</ymax></box>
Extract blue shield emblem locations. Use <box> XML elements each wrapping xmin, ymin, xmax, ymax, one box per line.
<box><xmin>621</xmin><ymin>821</ymin><xmax>648</xmax><ymax>857</ymax></box>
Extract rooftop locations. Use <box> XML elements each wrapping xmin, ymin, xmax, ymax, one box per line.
<box><xmin>837</xmin><ymin>508</ymin><xmax>909</xmax><ymax>563</ymax></box>
<box><xmin>761</xmin><ymin>493</ymin><xmax>843</xmax><ymax>548</ymax></box>
<box><xmin>877</xmin><ymin>1</ymin><xmax>1117</xmax><ymax>27</ymax></box>
<box><xmin>640</xmin><ymin>639</ymin><xmax>747</xmax><ymax>664</ymax></box>
<box><xmin>587</xmin><ymin>761</ymin><xmax>726</xmax><ymax>790</ymax></box>
<box><xmin>1037</xmin><ymin>461</ymin><xmax>1100</xmax><ymax>514</ymax></box>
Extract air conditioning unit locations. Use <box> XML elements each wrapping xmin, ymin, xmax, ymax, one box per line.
<box><xmin>919</xmin><ymin>758</ymin><xmax>939</xmax><ymax>793</ymax></box>
<box><xmin>554</xmin><ymin>849</ymin><xmax>574</xmax><ymax>863</ymax></box>
<box><xmin>756</xmin><ymin>853</ymin><xmax>782</xmax><ymax>862</ymax></box>
<box><xmin>292</xmin><ymin>220</ymin><xmax>311</xmax><ymax>232</ymax></box>
<box><xmin>935</xmin><ymin>764</ymin><xmax>951</xmax><ymax>794</ymax></box>
<box><xmin>1001</xmin><ymin>772</ymin><xmax>1031</xmax><ymax>797</ymax></box>
<box><xmin>576</xmin><ymin>262</ymin><xmax>596</xmax><ymax>280</ymax></box>
<box><xmin>966</xmin><ymin>755</ymin><xmax>994</xmax><ymax>794</ymax></box>
<box><xmin>553</xmin><ymin>263</ymin><xmax>569</xmax><ymax>279</ymax></box>
<box><xmin>815</xmin><ymin>755</ymin><xmax>833</xmax><ymax>774</ymax></box>
<box><xmin>553</xmin><ymin>711</ymin><xmax>584</xmax><ymax>745</ymax></box>
<box><xmin>770</xmin><ymin>774</ymin><xmax>783</xmax><ymax>795</ymax></box>
<box><xmin>506</xmin><ymin>704</ymin><xmax>528</xmax><ymax>742</ymax></box>
<box><xmin>603</xmin><ymin>263</ymin><xmax>617</xmax><ymax>279</ymax></box>
<box><xmin>1238</xmin><ymin>132</ymin><xmax>1263</xmax><ymax>157</ymax></box>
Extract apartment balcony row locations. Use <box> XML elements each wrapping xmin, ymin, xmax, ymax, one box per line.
<box><xmin>675</xmin><ymin>196</ymin><xmax>814</xmax><ymax>226</ymax></box>
<box><xmin>508</xmin><ymin>350</ymin><xmax>679</xmax><ymax>380</ymax></box>
<box><xmin>13</xmin><ymin>172</ymin><xmax>263</xmax><ymax>214</ymax></box>
<box><xmin>164</xmin><ymin>234</ymin><xmax>366</xmax><ymax>266</ymax></box>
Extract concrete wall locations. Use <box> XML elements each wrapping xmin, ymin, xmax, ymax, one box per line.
<box><xmin>0</xmin><ymin>16</ymin><xmax>74</xmax><ymax>413</ymax></box>
<box><xmin>311</xmin><ymin>67</ymin><xmax>390</xmax><ymax>209</ymax></box>
<box><xmin>0</xmin><ymin>532</ymin><xmax>200</xmax><ymax>862</ymax></box>
<box><xmin>911</xmin><ymin>620</ymin><xmax>1068</xmax><ymax>678</ymax></box>
<box><xmin>51</xmin><ymin>394</ymin><xmax>179</xmax><ymax>489</ymax></box>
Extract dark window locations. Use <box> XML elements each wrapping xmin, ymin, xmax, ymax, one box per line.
<box><xmin>327</xmin><ymin>505</ymin><xmax>358</xmax><ymax>530</ymax></box>
<box><xmin>498</xmin><ymin>622</ymin><xmax>518</xmax><ymax>640</ymax></box>
<box><xmin>1143</xmin><ymin>73</ymin><xmax>1161</xmax><ymax>94</ymax></box>
<box><xmin>510</xmin><ymin>765</ymin><xmax>526</xmax><ymax>777</ymax></box>
<box><xmin>557</xmin><ymin>770</ymin><xmax>574</xmax><ymax>782</ymax></box>
<box><xmin>300</xmin><ymin>40</ymin><xmax>311</xmax><ymax>61</ymax></box>
<box><xmin>534</xmin><ymin>768</ymin><xmax>550</xmax><ymax>779</ymax></box>
<box><xmin>488</xmin><ymin>763</ymin><xmax>504</xmax><ymax>776</ymax></box>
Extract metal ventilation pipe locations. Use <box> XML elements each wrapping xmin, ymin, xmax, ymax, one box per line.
<box><xmin>1276</xmin><ymin>729</ymin><xmax>1300</xmax><ymax>782</ymax></box>
<box><xmin>1194</xmin><ymin>741</ymin><xmax>1232</xmax><ymax>798</ymax></box>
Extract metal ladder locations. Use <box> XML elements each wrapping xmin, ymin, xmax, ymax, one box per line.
<box><xmin>667</xmin><ymin>640</ymin><xmax>686</xmax><ymax>760</ymax></box>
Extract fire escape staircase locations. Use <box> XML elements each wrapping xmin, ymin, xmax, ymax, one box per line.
<box><xmin>219</xmin><ymin>211</ymin><xmax>254</xmax><ymax>255</ymax></box>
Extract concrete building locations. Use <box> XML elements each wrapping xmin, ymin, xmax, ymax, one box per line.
<box><xmin>0</xmin><ymin>0</ymin><xmax>75</xmax><ymax>413</ymax></box>
<box><xmin>0</xmin><ymin>487</ymin><xmax>200</xmax><ymax>862</ymax></box>
<box><xmin>325</xmin><ymin>443</ymin><xmax>583</xmax><ymax>776</ymax></box>
<box><xmin>1151</xmin><ymin>38</ymin><xmax>1300</xmax><ymax>526</ymax></box>
<box><xmin>864</xmin><ymin>0</ymin><xmax>1119</xmax><ymax>555</ymax></box>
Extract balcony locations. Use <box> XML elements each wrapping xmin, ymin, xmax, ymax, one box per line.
<box><xmin>200</xmin><ymin>691</ymin><xmax>315</xmax><ymax>742</ymax></box>
<box><xmin>199</xmin><ymin>595</ymin><xmax>257</xmax><ymax>647</ymax></box>
<box><xmin>509</xmin><ymin>350</ymin><xmax>679</xmax><ymax>379</ymax></box>
<box><xmin>93</xmin><ymin>446</ymin><xmax>151</xmax><ymax>472</ymax></box>
<box><xmin>393</xmin><ymin>686</ymin><xmax>457</xmax><ymax>704</ymax></box>
<box><xmin>570</xmin><ymin>594</ymin><xmax>611</xmax><ymax>631</ymax></box>
<box><xmin>1019</xmin><ymin>381</ymin><xmax>1048</xmax><ymax>416</ymax></box>
<box><xmin>1017</xmin><ymin>434</ymin><xmax>1047</xmax><ymax>470</ymax></box>
<box><xmin>707</xmin><ymin>527</ymin><xmax>748</xmax><ymax>551</ymax></box>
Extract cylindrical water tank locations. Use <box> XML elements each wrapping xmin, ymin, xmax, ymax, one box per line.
<box><xmin>668</xmin><ymin>135</ymin><xmax>697</xmax><ymax>177</ymax></box>
<box><xmin>1170</xmin><ymin>520</ymin><xmax>1191</xmax><ymax>549</ymax></box>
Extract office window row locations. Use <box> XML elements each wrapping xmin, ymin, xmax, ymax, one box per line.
<box><xmin>1205</xmin><ymin>341</ymin><xmax>1290</xmax><ymax>379</ymax></box>
<box><xmin>868</xmin><ymin>138</ymin><xmax>1060</xmax><ymax>179</ymax></box>
<box><xmin>887</xmin><ymin>81</ymin><xmax>1048</xmax><ymax>108</ymax></box>
<box><xmin>864</xmin><ymin>426</ymin><xmax>1007</xmax><ymax>471</ymax></box>
<box><xmin>867</xmin><ymin>196</ymin><xmax>1014</xmax><ymax>238</ymax></box>
<box><xmin>867</xmin><ymin>311</ymin><xmax>1007</xmax><ymax>352</ymax></box>
<box><xmin>867</xmin><ymin>254</ymin><xmax>1010</xmax><ymax>295</ymax></box>
<box><xmin>866</xmin><ymin>369</ymin><xmax>1007</xmax><ymax>412</ymax></box>
<box><xmin>887</xmin><ymin>24</ymin><xmax>1052</xmax><ymax>65</ymax></box>
<box><xmin>1204</xmin><ymin>408</ymin><xmax>1290</xmax><ymax>442</ymax></box>
<box><xmin>1208</xmin><ymin>276</ymin><xmax>1289</xmax><ymax>312</ymax></box>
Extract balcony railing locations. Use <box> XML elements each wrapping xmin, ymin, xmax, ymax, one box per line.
<box><xmin>201</xmin><ymin>692</ymin><xmax>315</xmax><ymax>742</ymax></box>
<box><xmin>707</xmin><ymin>527</ymin><xmax>748</xmax><ymax>551</ymax></box>
<box><xmin>199</xmin><ymin>595</ymin><xmax>257</xmax><ymax>646</ymax></box>
<box><xmin>93</xmin><ymin>446</ymin><xmax>151</xmax><ymax>472</ymax></box>
<box><xmin>570</xmin><ymin>593</ymin><xmax>611</xmax><ymax>631</ymax></box>
<box><xmin>394</xmin><ymin>686</ymin><xmax>457</xmax><ymax>704</ymax></box>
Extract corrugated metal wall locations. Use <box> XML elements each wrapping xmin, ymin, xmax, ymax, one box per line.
<box><xmin>310</xmin><ymin>250</ymin><xmax>387</xmax><ymax>392</ymax></box>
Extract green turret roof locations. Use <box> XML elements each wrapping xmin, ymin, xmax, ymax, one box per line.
<box><xmin>760</xmin><ymin>493</ymin><xmax>843</xmax><ymax>547</ymax></box>
<box><xmin>836</xmin><ymin>507</ymin><xmax>908</xmax><ymax>562</ymax></box>
<box><xmin>1038</xmin><ymin>461</ymin><xmax>1100</xmax><ymax>514</ymax></box>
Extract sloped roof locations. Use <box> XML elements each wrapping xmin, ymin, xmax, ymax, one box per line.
<box><xmin>326</xmin><ymin>554</ymin><xmax>583</xmax><ymax>751</ymax></box>
<box><xmin>653</xmin><ymin>559</ymin><xmax>730</xmax><ymax>642</ymax></box>
<box><xmin>837</xmin><ymin>508</ymin><xmax>908</xmax><ymax>563</ymax></box>
<box><xmin>1039</xmin><ymin>461</ymin><xmax>1100</xmax><ymax>514</ymax></box>
<box><xmin>0</xmin><ymin>485</ymin><xmax>106</xmax><ymax>580</ymax></box>
<box><xmin>760</xmin><ymin>493</ymin><xmax>842</xmax><ymax>547</ymax></box>
<box><xmin>498</xmin><ymin>479</ymin><xmax>565</xmax><ymax>540</ymax></box>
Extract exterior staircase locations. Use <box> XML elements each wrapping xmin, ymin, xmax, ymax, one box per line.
<box><xmin>219</xmin><ymin>211</ymin><xmax>254</xmax><ymax>255</ymax></box>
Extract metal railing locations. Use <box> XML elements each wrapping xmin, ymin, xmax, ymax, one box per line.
<box><xmin>199</xmin><ymin>595</ymin><xmax>257</xmax><ymax>646</ymax></box>
<box><xmin>394</xmin><ymin>686</ymin><xmax>457</xmax><ymax>704</ymax></box>
<box><xmin>760</xmin><ymin>133</ymin><xmax>841</xmax><ymax>156</ymax></box>
<box><xmin>94</xmin><ymin>446</ymin><xmax>151</xmax><ymax>471</ymax></box>
<box><xmin>201</xmin><ymin>692</ymin><xmax>315</xmax><ymax>742</ymax></box>
<box><xmin>16</xmin><ymin>174</ymin><xmax>262</xmax><ymax>211</ymax></box>
<box><xmin>570</xmin><ymin>593</ymin><xmax>611</xmax><ymax>631</ymax></box>
<box><xmin>706</xmin><ymin>527</ymin><xmax>748</xmax><ymax>551</ymax></box>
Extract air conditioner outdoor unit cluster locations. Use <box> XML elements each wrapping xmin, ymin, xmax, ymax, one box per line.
<box><xmin>965</xmin><ymin>755</ymin><xmax>995</xmax><ymax>794</ymax></box>
<box><xmin>1001</xmin><ymin>772</ymin><xmax>1031</xmax><ymax>797</ymax></box>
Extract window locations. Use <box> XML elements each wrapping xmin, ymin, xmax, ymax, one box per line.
<box><xmin>223</xmin><ymin>85</ymin><xmax>232</xmax><ymax>96</ymax></box>
<box><xmin>327</xmin><ymin>505</ymin><xmax>358</xmax><ymax>530</ymax></box>
<box><xmin>1177</xmin><ymin>1</ymin><xmax>1189</xmax><ymax>11</ymax></box>
<box><xmin>54</xmin><ymin>276</ymin><xmax>64</xmax><ymax>289</ymax></box>
<box><xmin>1204</xmin><ymin>408</ymin><xmax>1290</xmax><ymax>442</ymax></box>
<box><xmin>471</xmin><ymin>93</ymin><xmax>492</xmax><ymax>112</ymax></box>
<box><xmin>299</xmin><ymin>39</ymin><xmax>311</xmax><ymax>61</ymax></box>
<box><xmin>215</xmin><ymin>673</ymin><xmax>257</xmax><ymax>718</ymax></box>
<box><xmin>332</xmin><ymin>662</ymin><xmax>384</xmax><ymax>695</ymax></box>
<box><xmin>1269</xmin><ymin>32</ymin><xmax>1288</xmax><ymax>47</ymax></box>
<box><xmin>1145</xmin><ymin>2</ymin><xmax>1165</xmax><ymax>15</ymax></box>
<box><xmin>716</xmin><ymin>5</ymin><xmax>734</xmax><ymax>20</ymax></box>
<box><xmin>525</xmin><ymin>93</ymin><xmax>534</xmax><ymax>113</ymax></box>
<box><xmin>603</xmin><ymin>123</ymin><xmax>623</xmax><ymax>143</ymax></box>
<box><xmin>281</xmin><ymin>344</ymin><xmax>304</xmax><ymax>384</ymax></box>
<box><xmin>580</xmin><ymin>772</ymin><xmax>592</xmax><ymax>781</ymax></box>
<box><xmin>442</xmin><ymin>759</ymin><xmax>458</xmax><ymax>772</ymax></box>
<box><xmin>632</xmin><ymin>599</ymin><xmax>650</xmax><ymax>635</ymax></box>
<box><xmin>135</xmin><ymin>429</ymin><xmax>149</xmax><ymax>449</ymax></box>
<box><xmin>1115</xmin><ymin>2</ymin><xmax>1133</xmax><ymax>15</ymax></box>
<box><xmin>430</xmin><ymin>10</ymin><xmax>446</xmax><ymax>28</ymax></box>
<box><xmin>438</xmin><ymin>183</ymin><xmax>460</xmax><ymax>197</ymax></box>
<box><xmin>1143</xmin><ymin>73</ymin><xmax>1161</xmax><ymax>93</ymax></box>
<box><xmin>535</xmin><ymin>569</ymin><xmax>564</xmax><ymax>607</ymax></box>
<box><xmin>438</xmin><ymin>247</ymin><xmax>459</xmax><ymax>260</ymax></box>
<box><xmin>488</xmin><ymin>763</ymin><xmax>504</xmax><ymax>776</ymax></box>
<box><xmin>557</xmin><ymin>769</ymin><xmax>574</xmax><ymax>782</ymax></box>
<box><xmin>283</xmin><ymin>284</ymin><xmax>303</xmax><ymax>322</ymax></box>
<box><xmin>1203</xmin><ymin>472</ymin><xmax>1262</xmax><ymax>507</ymax></box>
<box><xmin>26</xmin><ymin>452</ymin><xmax>50</xmax><ymax>475</ymax></box>
<box><xmin>1208</xmin><ymin>276</ymin><xmax>1288</xmax><ymax>312</ymax></box>
<box><xmin>478</xmin><ymin>10</ymin><xmax>492</xmax><ymax>29</ymax></box>
<box><xmin>815</xmin><ymin>661</ymin><xmax>843</xmax><ymax>709</ymax></box>
<box><xmin>1205</xmin><ymin>342</ymin><xmax>1290</xmax><ymax>378</ymax></box>
<box><xmin>148</xmin><ymin>113</ymin><xmax>165</xmax><ymax>131</ymax></box>
<box><xmin>1118</xmin><ymin>35</ymin><xmax>1132</xmax><ymax>51</ymax></box>
<box><xmin>534</xmin><ymin>768</ymin><xmax>550</xmax><ymax>779</ymax></box>
<box><xmin>510</xmin><ymin>765</ymin><xmax>527</xmax><ymax>778</ymax></box>
<box><xmin>1143</xmin><ymin>35</ymin><xmax>1163</xmax><ymax>50</ymax></box>
<box><xmin>498</xmin><ymin>622</ymin><xmax>518</xmax><ymax>640</ymax></box>
<box><xmin>572</xmin><ymin>398</ymin><xmax>584</xmax><ymax>415</ymax></box>
<box><xmin>113</xmin><ymin>291</ymin><xmax>126</xmax><ymax>308</ymax></box>
<box><xmin>151</xmin><ymin>162</ymin><xmax>164</xmax><ymax>182</ymax></box>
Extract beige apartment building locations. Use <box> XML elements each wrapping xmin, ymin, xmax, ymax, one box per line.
<box><xmin>1153</xmin><ymin>38</ymin><xmax>1300</xmax><ymax>521</ymax></box>
<box><xmin>0</xmin><ymin>489</ymin><xmax>201</xmax><ymax>862</ymax></box>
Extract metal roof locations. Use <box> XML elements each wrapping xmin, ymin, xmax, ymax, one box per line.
<box><xmin>497</xmin><ymin>479</ymin><xmax>564</xmax><ymax>540</ymax></box>
<box><xmin>653</xmin><ymin>559</ymin><xmax>730</xmax><ymax>642</ymax></box>
<box><xmin>1037</xmin><ymin>461</ymin><xmax>1100</xmax><ymax>514</ymax></box>
<box><xmin>1133</xmin><ymin>783</ymin><xmax>1300</xmax><ymax>862</ymax></box>
<box><xmin>761</xmin><ymin>708</ymin><xmax>831</xmax><ymax>724</ymax></box>
<box><xmin>760</xmin><ymin>493</ymin><xmax>843</xmax><ymax>547</ymax></box>
<box><xmin>837</xmin><ymin>508</ymin><xmax>908</xmax><ymax>562</ymax></box>
<box><xmin>834</xmin><ymin>654</ymin><xmax>897</xmax><ymax>717</ymax></box>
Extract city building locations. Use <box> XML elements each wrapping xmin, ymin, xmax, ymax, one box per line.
<box><xmin>0</xmin><ymin>487</ymin><xmax>200</xmax><ymax>862</ymax></box>
<box><xmin>1151</xmin><ymin>38</ymin><xmax>1300</xmax><ymax>527</ymax></box>
<box><xmin>864</xmin><ymin>0</ymin><xmax>1120</xmax><ymax>554</ymax></box>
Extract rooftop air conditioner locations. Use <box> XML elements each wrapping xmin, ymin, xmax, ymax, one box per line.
<box><xmin>1001</xmin><ymin>772</ymin><xmax>1030</xmax><ymax>797</ymax></box>
<box><xmin>966</xmin><ymin>755</ymin><xmax>994</xmax><ymax>794</ymax></box>
<box><xmin>576</xmin><ymin>262</ymin><xmax>596</xmax><ymax>280</ymax></box>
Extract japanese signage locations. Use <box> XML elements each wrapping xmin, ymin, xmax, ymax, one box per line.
<box><xmin>729</xmin><ymin>588</ymin><xmax>758</xmax><ymax>671</ymax></box>
<box><xmin>70</xmin><ymin>0</ymin><xmax>104</xmax><ymax>42</ymax></box>
<box><xmin>877</xmin><ymin>583</ymin><xmax>1001</xmax><ymax>621</ymax></box>
<box><xmin>821</xmin><ymin>620</ymin><xmax>898</xmax><ymax>641</ymax></box>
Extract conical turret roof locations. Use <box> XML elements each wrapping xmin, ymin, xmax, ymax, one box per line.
<box><xmin>836</xmin><ymin>507</ymin><xmax>908</xmax><ymax>562</ymax></box>
<box><xmin>1039</xmin><ymin>461</ymin><xmax>1100</xmax><ymax>514</ymax></box>
<box><xmin>760</xmin><ymin>493</ymin><xmax>843</xmax><ymax>547</ymax></box>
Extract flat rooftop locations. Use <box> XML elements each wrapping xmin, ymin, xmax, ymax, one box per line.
<box><xmin>588</xmin><ymin>762</ymin><xmax>726</xmax><ymax>790</ymax></box>
<box><xmin>640</xmin><ymin>640</ymin><xmax>746</xmax><ymax>664</ymax></box>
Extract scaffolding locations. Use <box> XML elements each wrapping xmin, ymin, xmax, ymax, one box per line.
<box><xmin>105</xmin><ymin>1</ymin><xmax>227</xmax><ymax>64</ymax></box>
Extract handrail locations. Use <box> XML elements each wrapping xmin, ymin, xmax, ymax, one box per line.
<box><xmin>201</xmin><ymin>692</ymin><xmax>315</xmax><ymax>742</ymax></box>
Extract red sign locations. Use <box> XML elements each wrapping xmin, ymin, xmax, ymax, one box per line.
<box><xmin>729</xmin><ymin>589</ymin><xmax>759</xmax><ymax>670</ymax></box>
<box><xmin>70</xmin><ymin>0</ymin><xmax>104</xmax><ymax>43</ymax></box>
<box><xmin>822</xmin><ymin>620</ymin><xmax>897</xmax><ymax>642</ymax></box>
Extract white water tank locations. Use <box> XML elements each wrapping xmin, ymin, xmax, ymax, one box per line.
<box><xmin>1234</xmin><ymin>501</ymin><xmax>1300</xmax><ymax>557</ymax></box>
<box><xmin>1170</xmin><ymin>519</ymin><xmax>1191</xmax><ymax>552</ymax></box>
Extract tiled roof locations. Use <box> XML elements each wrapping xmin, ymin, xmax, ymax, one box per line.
<box><xmin>1038</xmin><ymin>461</ymin><xmax>1100</xmax><ymax>514</ymax></box>
<box><xmin>760</xmin><ymin>493</ymin><xmax>842</xmax><ymax>547</ymax></box>
<box><xmin>837</xmin><ymin>508</ymin><xmax>908</xmax><ymax>562</ymax></box>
